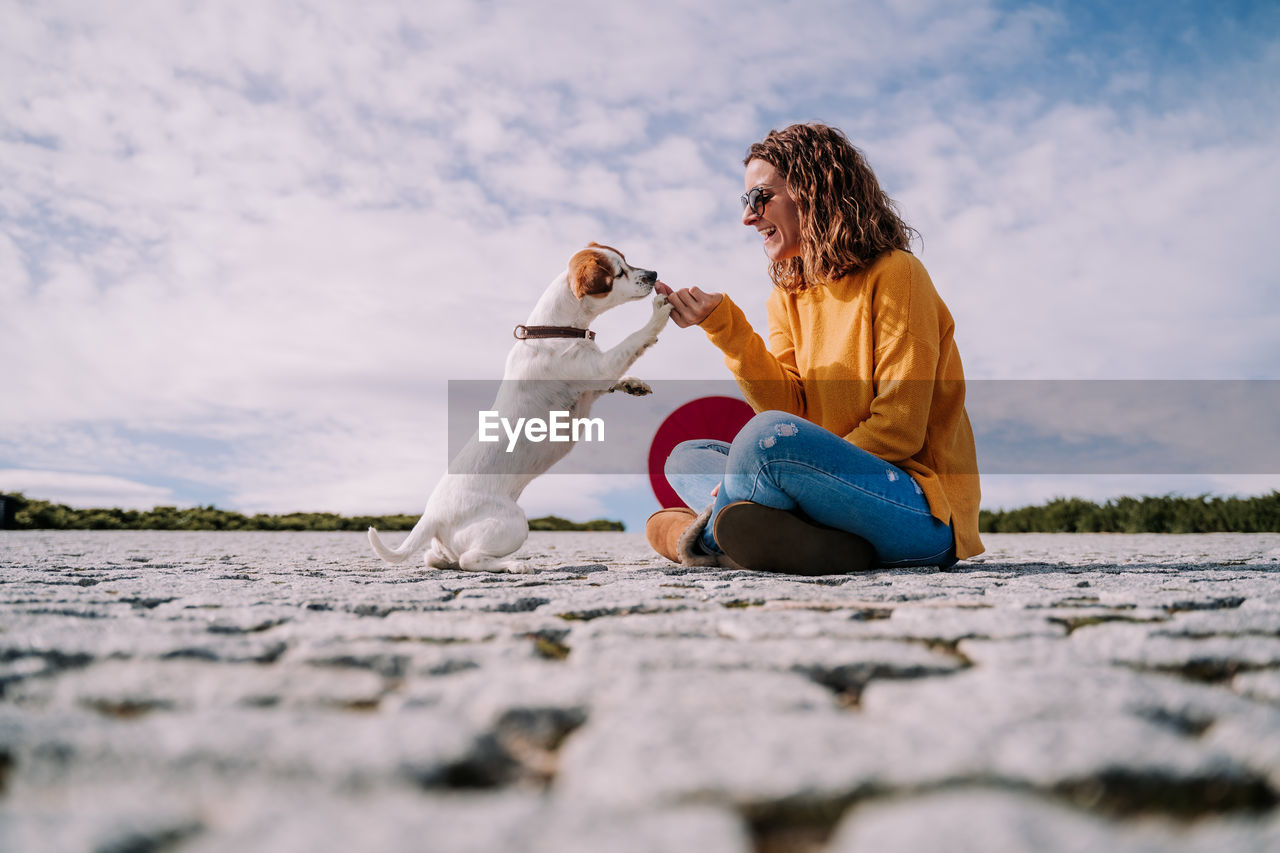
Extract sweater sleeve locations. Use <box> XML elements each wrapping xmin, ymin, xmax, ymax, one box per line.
<box><xmin>844</xmin><ymin>260</ymin><xmax>940</xmax><ymax>463</ymax></box>
<box><xmin>699</xmin><ymin>292</ymin><xmax>806</xmax><ymax>415</ymax></box>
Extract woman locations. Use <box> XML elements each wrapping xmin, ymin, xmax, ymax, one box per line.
<box><xmin>648</xmin><ymin>123</ymin><xmax>982</xmax><ymax>574</ymax></box>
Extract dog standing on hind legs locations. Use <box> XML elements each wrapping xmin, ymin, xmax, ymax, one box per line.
<box><xmin>368</xmin><ymin>243</ymin><xmax>672</xmax><ymax>573</ymax></box>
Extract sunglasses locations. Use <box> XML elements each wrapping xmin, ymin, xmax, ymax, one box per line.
<box><xmin>739</xmin><ymin>186</ymin><xmax>773</xmax><ymax>217</ymax></box>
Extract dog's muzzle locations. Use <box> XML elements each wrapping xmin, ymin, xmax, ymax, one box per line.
<box><xmin>637</xmin><ymin>268</ymin><xmax>658</xmax><ymax>289</ymax></box>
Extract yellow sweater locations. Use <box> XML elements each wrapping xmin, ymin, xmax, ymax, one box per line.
<box><xmin>699</xmin><ymin>250</ymin><xmax>984</xmax><ymax>559</ymax></box>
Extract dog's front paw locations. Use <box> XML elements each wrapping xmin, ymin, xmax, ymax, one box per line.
<box><xmin>651</xmin><ymin>292</ymin><xmax>673</xmax><ymax>319</ymax></box>
<box><xmin>610</xmin><ymin>376</ymin><xmax>652</xmax><ymax>396</ymax></box>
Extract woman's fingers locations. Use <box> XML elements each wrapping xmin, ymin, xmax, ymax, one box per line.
<box><xmin>663</xmin><ymin>287</ymin><xmax>723</xmax><ymax>327</ymax></box>
<box><xmin>664</xmin><ymin>288</ymin><xmax>700</xmax><ymax>327</ymax></box>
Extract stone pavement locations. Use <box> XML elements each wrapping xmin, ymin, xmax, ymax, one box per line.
<box><xmin>2</xmin><ymin>529</ymin><xmax>1280</xmax><ymax>852</ymax></box>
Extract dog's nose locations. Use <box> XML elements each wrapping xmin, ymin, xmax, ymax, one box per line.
<box><xmin>638</xmin><ymin>269</ymin><xmax>657</xmax><ymax>285</ymax></box>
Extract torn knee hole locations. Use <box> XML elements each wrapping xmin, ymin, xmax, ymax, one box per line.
<box><xmin>757</xmin><ymin>422</ymin><xmax>799</xmax><ymax>450</ymax></box>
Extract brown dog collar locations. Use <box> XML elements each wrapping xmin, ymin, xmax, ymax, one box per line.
<box><xmin>513</xmin><ymin>324</ymin><xmax>596</xmax><ymax>341</ymax></box>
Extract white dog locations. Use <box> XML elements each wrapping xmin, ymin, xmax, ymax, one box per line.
<box><xmin>368</xmin><ymin>243</ymin><xmax>671</xmax><ymax>572</ymax></box>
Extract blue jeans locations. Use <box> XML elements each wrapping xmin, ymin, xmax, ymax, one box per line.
<box><xmin>664</xmin><ymin>411</ymin><xmax>956</xmax><ymax>568</ymax></box>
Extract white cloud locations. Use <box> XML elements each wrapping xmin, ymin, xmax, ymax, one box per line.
<box><xmin>883</xmin><ymin>96</ymin><xmax>1280</xmax><ymax>379</ymax></box>
<box><xmin>519</xmin><ymin>475</ymin><xmax>638</xmax><ymax>525</ymax></box>
<box><xmin>0</xmin><ymin>469</ymin><xmax>178</xmax><ymax>510</ymax></box>
<box><xmin>0</xmin><ymin>230</ymin><xmax>27</xmax><ymax>299</ymax></box>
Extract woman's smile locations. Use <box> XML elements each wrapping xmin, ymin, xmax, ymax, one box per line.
<box><xmin>743</xmin><ymin>158</ymin><xmax>801</xmax><ymax>263</ymax></box>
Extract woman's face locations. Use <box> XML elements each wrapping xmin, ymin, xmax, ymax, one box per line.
<box><xmin>742</xmin><ymin>158</ymin><xmax>802</xmax><ymax>263</ymax></box>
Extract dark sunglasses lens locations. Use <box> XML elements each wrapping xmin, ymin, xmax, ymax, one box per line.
<box><xmin>743</xmin><ymin>188</ymin><xmax>767</xmax><ymax>215</ymax></box>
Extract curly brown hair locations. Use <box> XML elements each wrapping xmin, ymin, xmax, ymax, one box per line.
<box><xmin>745</xmin><ymin>123</ymin><xmax>918</xmax><ymax>292</ymax></box>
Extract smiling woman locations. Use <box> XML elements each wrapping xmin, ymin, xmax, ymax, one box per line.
<box><xmin>741</xmin><ymin>131</ymin><xmax>918</xmax><ymax>291</ymax></box>
<box><xmin>649</xmin><ymin>123</ymin><xmax>983</xmax><ymax>575</ymax></box>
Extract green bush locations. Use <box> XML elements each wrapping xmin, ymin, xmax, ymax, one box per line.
<box><xmin>980</xmin><ymin>492</ymin><xmax>1280</xmax><ymax>533</ymax></box>
<box><xmin>0</xmin><ymin>493</ymin><xmax>626</xmax><ymax>532</ymax></box>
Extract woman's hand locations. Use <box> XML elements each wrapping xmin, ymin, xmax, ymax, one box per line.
<box><xmin>655</xmin><ymin>282</ymin><xmax>723</xmax><ymax>328</ymax></box>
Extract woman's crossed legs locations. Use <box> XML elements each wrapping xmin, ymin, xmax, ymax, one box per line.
<box><xmin>664</xmin><ymin>411</ymin><xmax>955</xmax><ymax>568</ymax></box>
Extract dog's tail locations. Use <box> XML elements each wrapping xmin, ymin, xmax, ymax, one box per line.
<box><xmin>368</xmin><ymin>513</ymin><xmax>436</xmax><ymax>564</ymax></box>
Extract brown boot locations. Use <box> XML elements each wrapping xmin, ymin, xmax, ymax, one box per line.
<box><xmin>712</xmin><ymin>501</ymin><xmax>875</xmax><ymax>575</ymax></box>
<box><xmin>645</xmin><ymin>506</ymin><xmax>697</xmax><ymax>563</ymax></box>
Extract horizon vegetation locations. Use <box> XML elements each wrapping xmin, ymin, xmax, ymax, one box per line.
<box><xmin>0</xmin><ymin>493</ymin><xmax>624</xmax><ymax>533</ymax></box>
<box><xmin>1</xmin><ymin>492</ymin><xmax>1279</xmax><ymax>535</ymax></box>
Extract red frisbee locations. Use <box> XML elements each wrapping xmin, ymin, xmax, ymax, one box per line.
<box><xmin>648</xmin><ymin>396</ymin><xmax>756</xmax><ymax>508</ymax></box>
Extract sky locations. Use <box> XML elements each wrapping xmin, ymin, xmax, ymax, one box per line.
<box><xmin>2</xmin><ymin>0</ymin><xmax>1279</xmax><ymax>532</ymax></box>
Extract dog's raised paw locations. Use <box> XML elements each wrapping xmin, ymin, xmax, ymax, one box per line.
<box><xmin>611</xmin><ymin>377</ymin><xmax>652</xmax><ymax>396</ymax></box>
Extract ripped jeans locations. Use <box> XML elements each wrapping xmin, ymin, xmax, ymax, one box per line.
<box><xmin>664</xmin><ymin>411</ymin><xmax>957</xmax><ymax>568</ymax></box>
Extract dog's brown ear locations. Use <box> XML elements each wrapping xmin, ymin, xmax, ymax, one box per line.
<box><xmin>569</xmin><ymin>248</ymin><xmax>614</xmax><ymax>299</ymax></box>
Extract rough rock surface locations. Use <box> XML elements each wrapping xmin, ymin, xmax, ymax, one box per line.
<box><xmin>2</xmin><ymin>530</ymin><xmax>1279</xmax><ymax>852</ymax></box>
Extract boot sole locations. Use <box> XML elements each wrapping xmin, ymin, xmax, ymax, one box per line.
<box><xmin>713</xmin><ymin>501</ymin><xmax>875</xmax><ymax>575</ymax></box>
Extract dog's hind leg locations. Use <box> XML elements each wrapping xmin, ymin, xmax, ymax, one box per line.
<box><xmin>424</xmin><ymin>538</ymin><xmax>458</xmax><ymax>569</ymax></box>
<box><xmin>453</xmin><ymin>505</ymin><xmax>530</xmax><ymax>573</ymax></box>
<box><xmin>457</xmin><ymin>549</ymin><xmax>529</xmax><ymax>573</ymax></box>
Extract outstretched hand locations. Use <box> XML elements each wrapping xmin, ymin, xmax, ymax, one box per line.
<box><xmin>655</xmin><ymin>282</ymin><xmax>724</xmax><ymax>328</ymax></box>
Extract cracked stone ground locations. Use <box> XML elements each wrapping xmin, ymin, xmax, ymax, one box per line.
<box><xmin>3</xmin><ymin>530</ymin><xmax>1280</xmax><ymax>852</ymax></box>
